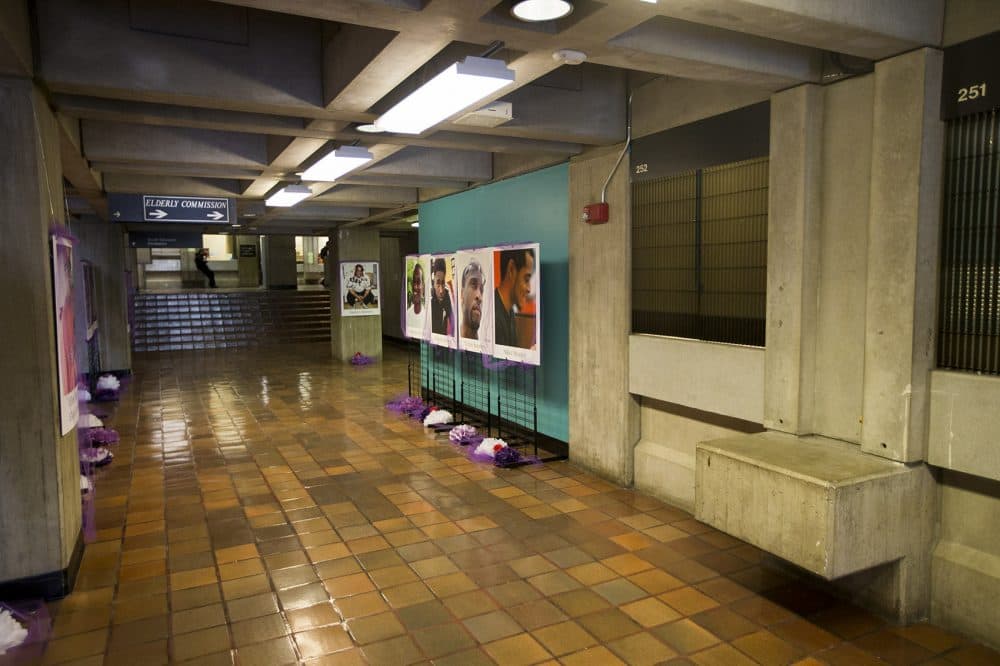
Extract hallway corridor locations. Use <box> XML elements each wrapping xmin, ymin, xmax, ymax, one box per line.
<box><xmin>16</xmin><ymin>344</ymin><xmax>1000</xmax><ymax>665</ymax></box>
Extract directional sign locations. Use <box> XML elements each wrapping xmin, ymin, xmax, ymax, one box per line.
<box><xmin>142</xmin><ymin>195</ymin><xmax>231</xmax><ymax>223</ymax></box>
<box><xmin>129</xmin><ymin>230</ymin><xmax>203</xmax><ymax>249</ymax></box>
<box><xmin>108</xmin><ymin>193</ymin><xmax>235</xmax><ymax>224</ymax></box>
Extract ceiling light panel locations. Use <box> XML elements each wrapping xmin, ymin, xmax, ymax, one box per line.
<box><xmin>375</xmin><ymin>56</ymin><xmax>515</xmax><ymax>135</ymax></box>
<box><xmin>301</xmin><ymin>146</ymin><xmax>374</xmax><ymax>182</ymax></box>
<box><xmin>511</xmin><ymin>0</ymin><xmax>573</xmax><ymax>22</ymax></box>
<box><xmin>266</xmin><ymin>184</ymin><xmax>311</xmax><ymax>207</ymax></box>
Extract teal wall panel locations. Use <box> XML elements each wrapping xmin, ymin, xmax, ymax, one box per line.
<box><xmin>419</xmin><ymin>163</ymin><xmax>569</xmax><ymax>442</ymax></box>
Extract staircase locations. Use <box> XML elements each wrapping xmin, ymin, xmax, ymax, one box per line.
<box><xmin>132</xmin><ymin>290</ymin><xmax>331</xmax><ymax>352</ymax></box>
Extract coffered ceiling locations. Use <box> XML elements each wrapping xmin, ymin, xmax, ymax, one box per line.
<box><xmin>1</xmin><ymin>0</ymin><xmax>945</xmax><ymax>234</ymax></box>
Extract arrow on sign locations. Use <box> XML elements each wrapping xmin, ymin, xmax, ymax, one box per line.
<box><xmin>207</xmin><ymin>211</ymin><xmax>225</xmax><ymax>220</ymax></box>
<box><xmin>148</xmin><ymin>209</ymin><xmax>168</xmax><ymax>219</ymax></box>
<box><xmin>113</xmin><ymin>211</ymin><xmax>121</xmax><ymax>218</ymax></box>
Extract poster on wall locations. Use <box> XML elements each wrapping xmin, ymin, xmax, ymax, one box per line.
<box><xmin>403</xmin><ymin>254</ymin><xmax>430</xmax><ymax>340</ymax></box>
<box><xmin>492</xmin><ymin>243</ymin><xmax>540</xmax><ymax>365</ymax></box>
<box><xmin>52</xmin><ymin>234</ymin><xmax>80</xmax><ymax>435</ymax></box>
<box><xmin>340</xmin><ymin>261</ymin><xmax>380</xmax><ymax>316</ymax></box>
<box><xmin>429</xmin><ymin>253</ymin><xmax>458</xmax><ymax>349</ymax></box>
<box><xmin>456</xmin><ymin>249</ymin><xmax>493</xmax><ymax>355</ymax></box>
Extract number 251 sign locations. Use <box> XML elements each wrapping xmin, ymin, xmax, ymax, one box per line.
<box><xmin>942</xmin><ymin>31</ymin><xmax>999</xmax><ymax>121</ymax></box>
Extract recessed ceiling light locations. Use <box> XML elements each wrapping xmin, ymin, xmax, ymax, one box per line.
<box><xmin>301</xmin><ymin>145</ymin><xmax>374</xmax><ymax>181</ymax></box>
<box><xmin>357</xmin><ymin>124</ymin><xmax>386</xmax><ymax>133</ymax></box>
<box><xmin>511</xmin><ymin>0</ymin><xmax>573</xmax><ymax>22</ymax></box>
<box><xmin>266</xmin><ymin>184</ymin><xmax>311</xmax><ymax>207</ymax></box>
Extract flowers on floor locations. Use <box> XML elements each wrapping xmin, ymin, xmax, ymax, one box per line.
<box><xmin>385</xmin><ymin>395</ymin><xmax>427</xmax><ymax>419</ymax></box>
<box><xmin>493</xmin><ymin>445</ymin><xmax>522</xmax><ymax>467</ymax></box>
<box><xmin>77</xmin><ymin>387</ymin><xmax>92</xmax><ymax>402</ymax></box>
<box><xmin>0</xmin><ymin>609</ymin><xmax>27</xmax><ymax>656</ymax></box>
<box><xmin>423</xmin><ymin>409</ymin><xmax>453</xmax><ymax>427</ymax></box>
<box><xmin>448</xmin><ymin>424</ymin><xmax>482</xmax><ymax>446</ymax></box>
<box><xmin>79</xmin><ymin>447</ymin><xmax>113</xmax><ymax>468</ymax></box>
<box><xmin>473</xmin><ymin>438</ymin><xmax>508</xmax><ymax>458</ymax></box>
<box><xmin>95</xmin><ymin>374</ymin><xmax>120</xmax><ymax>401</ymax></box>
<box><xmin>78</xmin><ymin>413</ymin><xmax>103</xmax><ymax>429</ymax></box>
<box><xmin>88</xmin><ymin>428</ymin><xmax>119</xmax><ymax>445</ymax></box>
<box><xmin>351</xmin><ymin>352</ymin><xmax>374</xmax><ymax>366</ymax></box>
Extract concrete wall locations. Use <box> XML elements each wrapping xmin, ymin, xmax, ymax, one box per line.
<box><xmin>263</xmin><ymin>235</ymin><xmax>297</xmax><ymax>288</ymax></box>
<box><xmin>568</xmin><ymin>147</ymin><xmax>639</xmax><ymax>484</ymax></box>
<box><xmin>330</xmin><ymin>228</ymin><xmax>381</xmax><ymax>361</ymax></box>
<box><xmin>379</xmin><ymin>234</ymin><xmax>418</xmax><ymax>340</ymax></box>
<box><xmin>0</xmin><ymin>78</ymin><xmax>81</xmax><ymax>583</ymax></box>
<box><xmin>71</xmin><ymin>216</ymin><xmax>132</xmax><ymax>372</ymax></box>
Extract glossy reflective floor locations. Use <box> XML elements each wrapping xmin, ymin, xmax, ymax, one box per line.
<box><xmin>12</xmin><ymin>343</ymin><xmax>1000</xmax><ymax>665</ymax></box>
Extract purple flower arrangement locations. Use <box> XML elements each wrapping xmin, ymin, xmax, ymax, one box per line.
<box><xmin>351</xmin><ymin>352</ymin><xmax>374</xmax><ymax>366</ymax></box>
<box><xmin>448</xmin><ymin>424</ymin><xmax>483</xmax><ymax>446</ymax></box>
<box><xmin>494</xmin><ymin>446</ymin><xmax>522</xmax><ymax>467</ymax></box>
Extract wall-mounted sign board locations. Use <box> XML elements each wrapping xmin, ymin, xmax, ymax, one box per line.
<box><xmin>129</xmin><ymin>230</ymin><xmax>203</xmax><ymax>248</ymax></box>
<box><xmin>109</xmin><ymin>193</ymin><xmax>234</xmax><ymax>224</ymax></box>
<box><xmin>942</xmin><ymin>30</ymin><xmax>1000</xmax><ymax>120</ymax></box>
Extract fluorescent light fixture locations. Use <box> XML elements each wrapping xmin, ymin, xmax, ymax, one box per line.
<box><xmin>301</xmin><ymin>145</ymin><xmax>374</xmax><ymax>182</ymax></box>
<box><xmin>411</xmin><ymin>221</ymin><xmax>419</xmax><ymax>228</ymax></box>
<box><xmin>357</xmin><ymin>124</ymin><xmax>386</xmax><ymax>133</ymax></box>
<box><xmin>266</xmin><ymin>184</ymin><xmax>311</xmax><ymax>207</ymax></box>
<box><xmin>511</xmin><ymin>0</ymin><xmax>573</xmax><ymax>21</ymax></box>
<box><xmin>375</xmin><ymin>56</ymin><xmax>515</xmax><ymax>135</ymax></box>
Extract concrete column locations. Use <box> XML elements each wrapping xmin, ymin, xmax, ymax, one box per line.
<box><xmin>235</xmin><ymin>234</ymin><xmax>261</xmax><ymax>287</ymax></box>
<box><xmin>763</xmin><ymin>84</ymin><xmax>824</xmax><ymax>435</ymax></box>
<box><xmin>70</xmin><ymin>216</ymin><xmax>132</xmax><ymax>372</ymax></box>
<box><xmin>0</xmin><ymin>77</ymin><xmax>82</xmax><ymax>593</ymax></box>
<box><xmin>568</xmin><ymin>146</ymin><xmax>639</xmax><ymax>485</ymax></box>
<box><xmin>862</xmin><ymin>49</ymin><xmax>944</xmax><ymax>462</ymax></box>
<box><xmin>263</xmin><ymin>234</ymin><xmax>297</xmax><ymax>289</ymax></box>
<box><xmin>330</xmin><ymin>228</ymin><xmax>382</xmax><ymax>361</ymax></box>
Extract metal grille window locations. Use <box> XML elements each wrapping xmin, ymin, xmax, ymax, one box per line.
<box><xmin>632</xmin><ymin>156</ymin><xmax>768</xmax><ymax>346</ymax></box>
<box><xmin>938</xmin><ymin>109</ymin><xmax>1000</xmax><ymax>373</ymax></box>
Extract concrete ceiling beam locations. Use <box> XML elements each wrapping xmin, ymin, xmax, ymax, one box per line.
<box><xmin>651</xmin><ymin>0</ymin><xmax>943</xmax><ymax>60</ymax></box>
<box><xmin>103</xmin><ymin>174</ymin><xmax>243</xmax><ymax>197</ymax></box>
<box><xmin>364</xmin><ymin>147</ymin><xmax>492</xmax><ymax>181</ymax></box>
<box><xmin>36</xmin><ymin>0</ymin><xmax>327</xmax><ymax>116</ymax></box>
<box><xmin>606</xmin><ymin>16</ymin><xmax>822</xmax><ymax>85</ymax></box>
<box><xmin>82</xmin><ymin>120</ymin><xmax>268</xmax><ymax>169</ymax></box>
<box><xmin>312</xmin><ymin>184</ymin><xmax>418</xmax><ymax>206</ymax></box>
<box><xmin>0</xmin><ymin>0</ymin><xmax>32</xmax><ymax>77</ymax></box>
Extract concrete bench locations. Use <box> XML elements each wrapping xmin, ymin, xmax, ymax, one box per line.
<box><xmin>695</xmin><ymin>432</ymin><xmax>932</xmax><ymax>583</ymax></box>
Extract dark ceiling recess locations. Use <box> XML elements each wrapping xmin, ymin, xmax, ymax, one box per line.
<box><xmin>128</xmin><ymin>0</ymin><xmax>249</xmax><ymax>46</ymax></box>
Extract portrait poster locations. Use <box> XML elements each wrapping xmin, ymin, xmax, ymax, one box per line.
<box><xmin>456</xmin><ymin>249</ymin><xmax>493</xmax><ymax>355</ymax></box>
<box><xmin>429</xmin><ymin>253</ymin><xmax>457</xmax><ymax>349</ymax></box>
<box><xmin>52</xmin><ymin>234</ymin><xmax>80</xmax><ymax>435</ymax></box>
<box><xmin>340</xmin><ymin>261</ymin><xmax>380</xmax><ymax>316</ymax></box>
<box><xmin>491</xmin><ymin>243</ymin><xmax>540</xmax><ymax>365</ymax></box>
<box><xmin>403</xmin><ymin>254</ymin><xmax>430</xmax><ymax>340</ymax></box>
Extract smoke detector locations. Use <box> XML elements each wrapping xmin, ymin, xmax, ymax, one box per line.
<box><xmin>455</xmin><ymin>101</ymin><xmax>513</xmax><ymax>128</ymax></box>
<box><xmin>552</xmin><ymin>49</ymin><xmax>587</xmax><ymax>65</ymax></box>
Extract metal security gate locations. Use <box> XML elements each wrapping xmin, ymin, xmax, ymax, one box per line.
<box><xmin>938</xmin><ymin>109</ymin><xmax>1000</xmax><ymax>374</ymax></box>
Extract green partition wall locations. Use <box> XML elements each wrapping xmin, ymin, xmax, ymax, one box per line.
<box><xmin>419</xmin><ymin>163</ymin><xmax>569</xmax><ymax>442</ymax></box>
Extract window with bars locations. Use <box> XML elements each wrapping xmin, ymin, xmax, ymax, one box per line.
<box><xmin>632</xmin><ymin>156</ymin><xmax>768</xmax><ymax>346</ymax></box>
<box><xmin>938</xmin><ymin>108</ymin><xmax>1000</xmax><ymax>374</ymax></box>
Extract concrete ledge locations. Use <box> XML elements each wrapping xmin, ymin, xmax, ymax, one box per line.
<box><xmin>933</xmin><ymin>540</ymin><xmax>1000</xmax><ymax>650</ymax></box>
<box><xmin>629</xmin><ymin>335</ymin><xmax>764</xmax><ymax>423</ymax></box>
<box><xmin>696</xmin><ymin>432</ymin><xmax>928</xmax><ymax>580</ymax></box>
<box><xmin>929</xmin><ymin>370</ymin><xmax>1000</xmax><ymax>482</ymax></box>
<box><xmin>635</xmin><ymin>440</ymin><xmax>695</xmax><ymax>512</ymax></box>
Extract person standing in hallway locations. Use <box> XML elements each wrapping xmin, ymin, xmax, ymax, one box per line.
<box><xmin>195</xmin><ymin>248</ymin><xmax>216</xmax><ymax>288</ymax></box>
<box><xmin>494</xmin><ymin>247</ymin><xmax>534</xmax><ymax>348</ymax></box>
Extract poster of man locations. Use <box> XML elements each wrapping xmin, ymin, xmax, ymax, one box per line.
<box><xmin>340</xmin><ymin>261</ymin><xmax>380</xmax><ymax>316</ymax></box>
<box><xmin>456</xmin><ymin>249</ymin><xmax>493</xmax><ymax>355</ymax></box>
<box><xmin>492</xmin><ymin>243</ymin><xmax>540</xmax><ymax>365</ymax></box>
<box><xmin>429</xmin><ymin>254</ymin><xmax>457</xmax><ymax>349</ymax></box>
<box><xmin>52</xmin><ymin>234</ymin><xmax>80</xmax><ymax>435</ymax></box>
<box><xmin>404</xmin><ymin>254</ymin><xmax>430</xmax><ymax>340</ymax></box>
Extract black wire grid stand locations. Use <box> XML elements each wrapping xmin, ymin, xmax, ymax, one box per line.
<box><xmin>413</xmin><ymin>344</ymin><xmax>564</xmax><ymax>463</ymax></box>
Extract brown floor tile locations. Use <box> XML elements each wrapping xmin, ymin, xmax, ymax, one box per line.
<box><xmin>690</xmin><ymin>642</ymin><xmax>759</xmax><ymax>666</ymax></box>
<box><xmin>294</xmin><ymin>625</ymin><xmax>354</xmax><ymax>659</ymax></box>
<box><xmin>347</xmin><ymin>611</ymin><xmax>407</xmax><ymax>644</ymax></box>
<box><xmin>42</xmin><ymin>629</ymin><xmax>108</xmax><ymax>664</ymax></box>
<box><xmin>170</xmin><ymin>625</ymin><xmax>231</xmax><ymax>662</ymax></box>
<box><xmin>483</xmin><ymin>633</ymin><xmax>553</xmax><ymax>665</ymax></box>
<box><xmin>532</xmin><ymin>620</ymin><xmax>598</xmax><ymax>656</ymax></box>
<box><xmin>852</xmin><ymin>628</ymin><xmax>935</xmax><ymax>665</ymax></box>
<box><xmin>607</xmin><ymin>631</ymin><xmax>677</xmax><ymax>665</ymax></box>
<box><xmin>412</xmin><ymin>622</ymin><xmax>477</xmax><ymax>657</ymax></box>
<box><xmin>172</xmin><ymin>603</ymin><xmax>226</xmax><ymax>635</ymax></box>
<box><xmin>230</xmin><ymin>612</ymin><xmax>289</xmax><ymax>647</ymax></box>
<box><xmin>235</xmin><ymin>635</ymin><xmax>297</xmax><ymax>666</ymax></box>
<box><xmin>621</xmin><ymin>596</ymin><xmax>682</xmax><ymax>628</ymax></box>
<box><xmin>732</xmin><ymin>629</ymin><xmax>806</xmax><ymax>665</ymax></box>
<box><xmin>549</xmin><ymin>589</ymin><xmax>612</xmax><ymax>618</ymax></box>
<box><xmin>660</xmin><ymin>586</ymin><xmax>721</xmax><ymax>616</ymax></box>
<box><xmin>770</xmin><ymin>618</ymin><xmax>841</xmax><ymax>652</ymax></box>
<box><xmin>463</xmin><ymin>609</ymin><xmax>523</xmax><ymax>643</ymax></box>
<box><xmin>443</xmin><ymin>589</ymin><xmax>499</xmax><ymax>619</ymax></box>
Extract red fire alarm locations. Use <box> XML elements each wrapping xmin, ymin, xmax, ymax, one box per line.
<box><xmin>582</xmin><ymin>202</ymin><xmax>609</xmax><ymax>224</ymax></box>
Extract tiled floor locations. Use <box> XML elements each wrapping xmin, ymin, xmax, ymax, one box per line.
<box><xmin>6</xmin><ymin>342</ymin><xmax>999</xmax><ymax>665</ymax></box>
